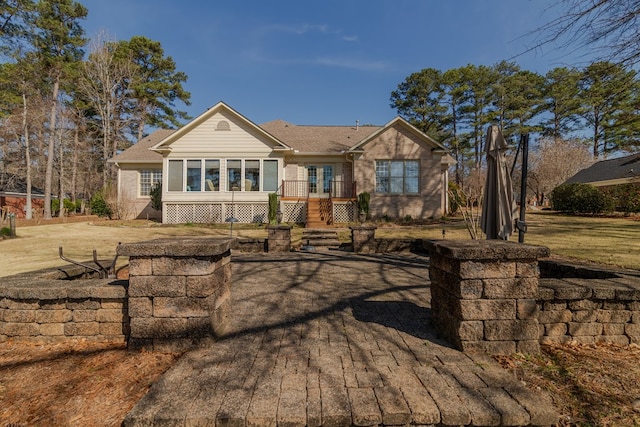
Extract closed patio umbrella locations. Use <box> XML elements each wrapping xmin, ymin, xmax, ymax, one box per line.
<box><xmin>480</xmin><ymin>125</ymin><xmax>515</xmax><ymax>240</ymax></box>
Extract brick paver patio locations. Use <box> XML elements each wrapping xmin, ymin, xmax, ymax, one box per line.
<box><xmin>124</xmin><ymin>251</ymin><xmax>558</xmax><ymax>426</ymax></box>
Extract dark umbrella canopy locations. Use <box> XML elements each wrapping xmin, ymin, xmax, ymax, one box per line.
<box><xmin>480</xmin><ymin>125</ymin><xmax>515</xmax><ymax>240</ymax></box>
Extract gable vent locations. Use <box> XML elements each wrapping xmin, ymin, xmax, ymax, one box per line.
<box><xmin>216</xmin><ymin>121</ymin><xmax>231</xmax><ymax>131</ymax></box>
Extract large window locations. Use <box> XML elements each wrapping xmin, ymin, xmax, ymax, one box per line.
<box><xmin>140</xmin><ymin>169</ymin><xmax>162</xmax><ymax>196</ymax></box>
<box><xmin>187</xmin><ymin>160</ymin><xmax>202</xmax><ymax>191</ymax></box>
<box><xmin>263</xmin><ymin>160</ymin><xmax>278</xmax><ymax>192</ymax></box>
<box><xmin>227</xmin><ymin>160</ymin><xmax>242</xmax><ymax>191</ymax></box>
<box><xmin>167</xmin><ymin>158</ymin><xmax>278</xmax><ymax>192</ymax></box>
<box><xmin>168</xmin><ymin>160</ymin><xmax>183</xmax><ymax>192</ymax></box>
<box><xmin>245</xmin><ymin>160</ymin><xmax>260</xmax><ymax>191</ymax></box>
<box><xmin>375</xmin><ymin>160</ymin><xmax>419</xmax><ymax>194</ymax></box>
<box><xmin>205</xmin><ymin>160</ymin><xmax>220</xmax><ymax>191</ymax></box>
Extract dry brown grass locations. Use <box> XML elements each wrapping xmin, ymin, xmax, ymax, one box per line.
<box><xmin>0</xmin><ymin>340</ymin><xmax>179</xmax><ymax>426</ymax></box>
<box><xmin>497</xmin><ymin>344</ymin><xmax>640</xmax><ymax>426</ymax></box>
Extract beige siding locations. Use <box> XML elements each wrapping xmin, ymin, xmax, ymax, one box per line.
<box><xmin>166</xmin><ymin>111</ymin><xmax>276</xmax><ymax>157</ymax></box>
<box><xmin>117</xmin><ymin>164</ymin><xmax>162</xmax><ymax>220</ymax></box>
<box><xmin>354</xmin><ymin>124</ymin><xmax>445</xmax><ymax>219</ymax></box>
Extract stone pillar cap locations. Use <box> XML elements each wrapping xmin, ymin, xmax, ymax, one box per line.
<box><xmin>425</xmin><ymin>239</ymin><xmax>550</xmax><ymax>260</ymax></box>
<box><xmin>117</xmin><ymin>238</ymin><xmax>234</xmax><ymax>257</ymax></box>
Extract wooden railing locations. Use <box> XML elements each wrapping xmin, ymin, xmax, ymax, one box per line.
<box><xmin>280</xmin><ymin>180</ymin><xmax>356</xmax><ymax>199</ymax></box>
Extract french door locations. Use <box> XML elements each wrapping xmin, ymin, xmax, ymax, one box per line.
<box><xmin>307</xmin><ymin>165</ymin><xmax>333</xmax><ymax>197</ymax></box>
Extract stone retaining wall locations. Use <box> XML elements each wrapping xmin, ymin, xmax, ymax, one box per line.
<box><xmin>117</xmin><ymin>238</ymin><xmax>232</xmax><ymax>352</ymax></box>
<box><xmin>538</xmin><ymin>259</ymin><xmax>640</xmax><ymax>345</ymax></box>
<box><xmin>0</xmin><ymin>267</ymin><xmax>127</xmax><ymax>343</ymax></box>
<box><xmin>426</xmin><ymin>239</ymin><xmax>550</xmax><ymax>355</ymax></box>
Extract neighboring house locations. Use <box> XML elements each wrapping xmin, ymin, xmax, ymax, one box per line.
<box><xmin>109</xmin><ymin>101</ymin><xmax>455</xmax><ymax>226</ymax></box>
<box><xmin>565</xmin><ymin>152</ymin><xmax>640</xmax><ymax>188</ymax></box>
<box><xmin>0</xmin><ymin>173</ymin><xmax>46</xmax><ymax>218</ymax></box>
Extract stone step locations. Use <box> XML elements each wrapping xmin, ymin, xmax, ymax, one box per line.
<box><xmin>302</xmin><ymin>238</ymin><xmax>341</xmax><ymax>247</ymax></box>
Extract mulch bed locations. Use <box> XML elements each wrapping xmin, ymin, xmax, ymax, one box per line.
<box><xmin>0</xmin><ymin>340</ymin><xmax>179</xmax><ymax>426</ymax></box>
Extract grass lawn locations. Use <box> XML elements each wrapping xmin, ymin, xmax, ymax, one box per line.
<box><xmin>1</xmin><ymin>211</ymin><xmax>640</xmax><ymax>425</ymax></box>
<box><xmin>1</xmin><ymin>210</ymin><xmax>638</xmax><ymax>276</ymax></box>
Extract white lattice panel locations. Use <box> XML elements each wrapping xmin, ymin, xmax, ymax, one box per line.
<box><xmin>284</xmin><ymin>202</ymin><xmax>306</xmax><ymax>224</ymax></box>
<box><xmin>164</xmin><ymin>204</ymin><xmax>223</xmax><ymax>224</ymax></box>
<box><xmin>224</xmin><ymin>203</ymin><xmax>268</xmax><ymax>223</ymax></box>
<box><xmin>333</xmin><ymin>201</ymin><xmax>356</xmax><ymax>223</ymax></box>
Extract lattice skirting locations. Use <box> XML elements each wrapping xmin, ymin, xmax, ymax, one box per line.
<box><xmin>164</xmin><ymin>203</ymin><xmax>268</xmax><ymax>224</ymax></box>
<box><xmin>333</xmin><ymin>201</ymin><xmax>357</xmax><ymax>223</ymax></box>
<box><xmin>283</xmin><ymin>202</ymin><xmax>306</xmax><ymax>224</ymax></box>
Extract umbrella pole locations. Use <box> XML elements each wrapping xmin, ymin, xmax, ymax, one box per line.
<box><xmin>518</xmin><ymin>134</ymin><xmax>529</xmax><ymax>243</ymax></box>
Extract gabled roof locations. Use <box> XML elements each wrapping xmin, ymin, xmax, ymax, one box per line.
<box><xmin>151</xmin><ymin>101</ymin><xmax>290</xmax><ymax>152</ymax></box>
<box><xmin>0</xmin><ymin>173</ymin><xmax>45</xmax><ymax>196</ymax></box>
<box><xmin>110</xmin><ymin>103</ymin><xmax>451</xmax><ymax>162</ymax></box>
<box><xmin>565</xmin><ymin>152</ymin><xmax>640</xmax><ymax>186</ymax></box>
<box><xmin>109</xmin><ymin>129</ymin><xmax>175</xmax><ymax>164</ymax></box>
<box><xmin>347</xmin><ymin>117</ymin><xmax>448</xmax><ymax>153</ymax></box>
<box><xmin>259</xmin><ymin>120</ymin><xmax>381</xmax><ymax>154</ymax></box>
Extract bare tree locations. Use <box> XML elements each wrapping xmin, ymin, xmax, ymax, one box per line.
<box><xmin>78</xmin><ymin>32</ymin><xmax>136</xmax><ymax>186</ymax></box>
<box><xmin>533</xmin><ymin>0</ymin><xmax>640</xmax><ymax>66</ymax></box>
<box><xmin>528</xmin><ymin>137</ymin><xmax>595</xmax><ymax>205</ymax></box>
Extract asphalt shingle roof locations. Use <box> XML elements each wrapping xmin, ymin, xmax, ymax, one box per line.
<box><xmin>109</xmin><ymin>129</ymin><xmax>176</xmax><ymax>163</ymax></box>
<box><xmin>259</xmin><ymin>120</ymin><xmax>382</xmax><ymax>153</ymax></box>
<box><xmin>565</xmin><ymin>152</ymin><xmax>640</xmax><ymax>184</ymax></box>
<box><xmin>0</xmin><ymin>173</ymin><xmax>45</xmax><ymax>195</ymax></box>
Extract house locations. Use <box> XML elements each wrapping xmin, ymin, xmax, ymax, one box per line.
<box><xmin>0</xmin><ymin>173</ymin><xmax>46</xmax><ymax>219</ymax></box>
<box><xmin>109</xmin><ymin>102</ymin><xmax>454</xmax><ymax>226</ymax></box>
<box><xmin>565</xmin><ymin>152</ymin><xmax>640</xmax><ymax>188</ymax></box>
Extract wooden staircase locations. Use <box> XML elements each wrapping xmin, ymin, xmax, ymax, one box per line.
<box><xmin>305</xmin><ymin>198</ymin><xmax>332</xmax><ymax>228</ymax></box>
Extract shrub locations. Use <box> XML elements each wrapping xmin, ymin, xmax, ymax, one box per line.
<box><xmin>268</xmin><ymin>193</ymin><xmax>278</xmax><ymax>224</ymax></box>
<box><xmin>150</xmin><ymin>182</ymin><xmax>162</xmax><ymax>211</ymax></box>
<box><xmin>601</xmin><ymin>183</ymin><xmax>640</xmax><ymax>213</ymax></box>
<box><xmin>90</xmin><ymin>191</ymin><xmax>113</xmax><ymax>219</ymax></box>
<box><xmin>448</xmin><ymin>181</ymin><xmax>464</xmax><ymax>214</ymax></box>
<box><xmin>357</xmin><ymin>192</ymin><xmax>370</xmax><ymax>214</ymax></box>
<box><xmin>551</xmin><ymin>183</ymin><xmax>615</xmax><ymax>214</ymax></box>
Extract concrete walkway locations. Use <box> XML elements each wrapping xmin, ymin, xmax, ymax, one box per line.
<box><xmin>124</xmin><ymin>252</ymin><xmax>558</xmax><ymax>427</ymax></box>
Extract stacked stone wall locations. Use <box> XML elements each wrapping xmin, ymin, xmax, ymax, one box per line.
<box><xmin>426</xmin><ymin>240</ymin><xmax>550</xmax><ymax>355</ymax></box>
<box><xmin>0</xmin><ymin>279</ymin><xmax>127</xmax><ymax>343</ymax></box>
<box><xmin>118</xmin><ymin>238</ymin><xmax>232</xmax><ymax>352</ymax></box>
<box><xmin>538</xmin><ymin>277</ymin><xmax>640</xmax><ymax>345</ymax></box>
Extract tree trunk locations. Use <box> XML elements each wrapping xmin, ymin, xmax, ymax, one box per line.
<box><xmin>71</xmin><ymin>126</ymin><xmax>78</xmax><ymax>204</ymax></box>
<box><xmin>21</xmin><ymin>93</ymin><xmax>33</xmax><ymax>220</ymax></box>
<box><xmin>43</xmin><ymin>77</ymin><xmax>60</xmax><ymax>220</ymax></box>
<box><xmin>58</xmin><ymin>126</ymin><xmax>64</xmax><ymax>218</ymax></box>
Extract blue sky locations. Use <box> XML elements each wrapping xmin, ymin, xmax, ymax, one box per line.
<box><xmin>78</xmin><ymin>0</ymin><xmax>582</xmax><ymax>127</ymax></box>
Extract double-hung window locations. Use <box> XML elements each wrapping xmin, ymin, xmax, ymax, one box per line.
<box><xmin>139</xmin><ymin>170</ymin><xmax>162</xmax><ymax>196</ymax></box>
<box><xmin>375</xmin><ymin>160</ymin><xmax>419</xmax><ymax>194</ymax></box>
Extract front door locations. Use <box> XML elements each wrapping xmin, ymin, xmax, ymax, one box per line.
<box><xmin>307</xmin><ymin>165</ymin><xmax>333</xmax><ymax>197</ymax></box>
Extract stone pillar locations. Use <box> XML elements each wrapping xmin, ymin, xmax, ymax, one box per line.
<box><xmin>350</xmin><ymin>226</ymin><xmax>377</xmax><ymax>253</ymax></box>
<box><xmin>117</xmin><ymin>238</ymin><xmax>233</xmax><ymax>352</ymax></box>
<box><xmin>267</xmin><ymin>225</ymin><xmax>292</xmax><ymax>252</ymax></box>
<box><xmin>426</xmin><ymin>239</ymin><xmax>550</xmax><ymax>355</ymax></box>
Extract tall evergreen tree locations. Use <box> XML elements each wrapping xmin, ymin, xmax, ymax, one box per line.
<box><xmin>460</xmin><ymin>64</ymin><xmax>497</xmax><ymax>169</ymax></box>
<box><xmin>115</xmin><ymin>36</ymin><xmax>191</xmax><ymax>140</ymax></box>
<box><xmin>541</xmin><ymin>67</ymin><xmax>582</xmax><ymax>139</ymax></box>
<box><xmin>579</xmin><ymin>61</ymin><xmax>638</xmax><ymax>157</ymax></box>
<box><xmin>442</xmin><ymin>67</ymin><xmax>470</xmax><ymax>184</ymax></box>
<box><xmin>31</xmin><ymin>0</ymin><xmax>87</xmax><ymax>219</ymax></box>
<box><xmin>389</xmin><ymin>68</ymin><xmax>447</xmax><ymax>139</ymax></box>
